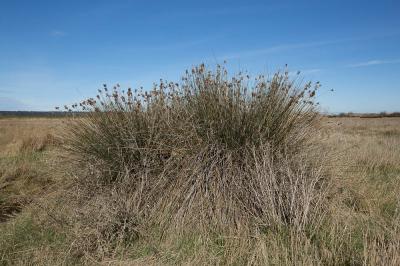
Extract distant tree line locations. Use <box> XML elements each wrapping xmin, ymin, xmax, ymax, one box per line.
<box><xmin>0</xmin><ymin>111</ymin><xmax>82</xmax><ymax>118</ymax></box>
<box><xmin>1</xmin><ymin>110</ymin><xmax>399</xmax><ymax>119</ymax></box>
<box><xmin>328</xmin><ymin>112</ymin><xmax>400</xmax><ymax>118</ymax></box>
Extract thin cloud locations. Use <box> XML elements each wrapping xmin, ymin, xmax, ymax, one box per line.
<box><xmin>302</xmin><ymin>68</ymin><xmax>322</xmax><ymax>74</ymax></box>
<box><xmin>50</xmin><ymin>30</ymin><xmax>67</xmax><ymax>37</ymax></box>
<box><xmin>218</xmin><ymin>31</ymin><xmax>400</xmax><ymax>61</ymax></box>
<box><xmin>219</xmin><ymin>39</ymin><xmax>349</xmax><ymax>60</ymax></box>
<box><xmin>347</xmin><ymin>59</ymin><xmax>400</xmax><ymax>68</ymax></box>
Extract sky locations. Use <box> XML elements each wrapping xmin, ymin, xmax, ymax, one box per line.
<box><xmin>1</xmin><ymin>0</ymin><xmax>399</xmax><ymax>113</ymax></box>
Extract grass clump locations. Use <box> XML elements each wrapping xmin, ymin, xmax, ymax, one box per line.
<box><xmin>61</xmin><ymin>63</ymin><xmax>332</xmax><ymax>262</ymax></box>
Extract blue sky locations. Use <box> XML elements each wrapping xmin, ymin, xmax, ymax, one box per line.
<box><xmin>1</xmin><ymin>0</ymin><xmax>399</xmax><ymax>113</ymax></box>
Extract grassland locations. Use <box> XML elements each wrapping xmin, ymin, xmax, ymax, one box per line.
<box><xmin>0</xmin><ymin>116</ymin><xmax>398</xmax><ymax>265</ymax></box>
<box><xmin>0</xmin><ymin>118</ymin><xmax>61</xmax><ymax>221</ymax></box>
<box><xmin>0</xmin><ymin>64</ymin><xmax>399</xmax><ymax>265</ymax></box>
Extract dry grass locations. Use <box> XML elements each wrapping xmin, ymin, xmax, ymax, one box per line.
<box><xmin>326</xmin><ymin>117</ymin><xmax>400</xmax><ymax>265</ymax></box>
<box><xmin>0</xmin><ymin>74</ymin><xmax>399</xmax><ymax>264</ymax></box>
<box><xmin>0</xmin><ymin>116</ymin><xmax>399</xmax><ymax>265</ymax></box>
<box><xmin>0</xmin><ymin>118</ymin><xmax>61</xmax><ymax>222</ymax></box>
<box><xmin>0</xmin><ymin>118</ymin><xmax>61</xmax><ymax>155</ymax></box>
<box><xmin>57</xmin><ymin>64</ymin><xmax>329</xmax><ymax>263</ymax></box>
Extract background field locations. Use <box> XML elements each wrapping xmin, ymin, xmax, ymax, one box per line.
<box><xmin>0</xmin><ymin>116</ymin><xmax>399</xmax><ymax>265</ymax></box>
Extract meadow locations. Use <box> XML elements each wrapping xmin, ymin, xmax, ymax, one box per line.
<box><xmin>0</xmin><ymin>67</ymin><xmax>399</xmax><ymax>265</ymax></box>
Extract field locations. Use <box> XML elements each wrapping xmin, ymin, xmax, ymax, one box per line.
<box><xmin>0</xmin><ymin>116</ymin><xmax>398</xmax><ymax>265</ymax></box>
<box><xmin>0</xmin><ymin>66</ymin><xmax>399</xmax><ymax>265</ymax></box>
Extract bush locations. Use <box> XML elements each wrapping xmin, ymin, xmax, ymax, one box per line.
<box><xmin>62</xmin><ymin>64</ymin><xmax>330</xmax><ymax>257</ymax></box>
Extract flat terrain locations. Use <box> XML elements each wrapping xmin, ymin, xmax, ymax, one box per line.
<box><xmin>0</xmin><ymin>117</ymin><xmax>399</xmax><ymax>264</ymax></box>
<box><xmin>0</xmin><ymin>118</ymin><xmax>62</xmax><ymax>222</ymax></box>
<box><xmin>0</xmin><ymin>118</ymin><xmax>62</xmax><ymax>155</ymax></box>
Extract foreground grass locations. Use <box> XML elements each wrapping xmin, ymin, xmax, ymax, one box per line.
<box><xmin>58</xmin><ymin>66</ymin><xmax>335</xmax><ymax>263</ymax></box>
<box><xmin>0</xmin><ymin>119</ymin><xmax>399</xmax><ymax>264</ymax></box>
<box><xmin>0</xmin><ymin>118</ymin><xmax>73</xmax><ymax>265</ymax></box>
<box><xmin>0</xmin><ymin>212</ymin><xmax>72</xmax><ymax>265</ymax></box>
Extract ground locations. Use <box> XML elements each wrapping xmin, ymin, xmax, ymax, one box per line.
<box><xmin>0</xmin><ymin>116</ymin><xmax>399</xmax><ymax>265</ymax></box>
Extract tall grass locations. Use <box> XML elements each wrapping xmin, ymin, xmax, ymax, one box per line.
<box><xmin>62</xmin><ymin>64</ymin><xmax>332</xmax><ymax>260</ymax></box>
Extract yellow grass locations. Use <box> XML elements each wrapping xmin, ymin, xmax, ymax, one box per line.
<box><xmin>0</xmin><ymin>117</ymin><xmax>399</xmax><ymax>265</ymax></box>
<box><xmin>0</xmin><ymin>118</ymin><xmax>62</xmax><ymax>156</ymax></box>
<box><xmin>0</xmin><ymin>118</ymin><xmax>62</xmax><ymax>222</ymax></box>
